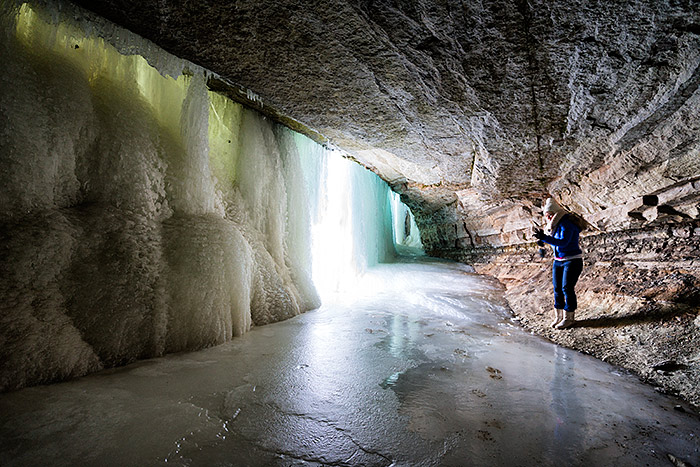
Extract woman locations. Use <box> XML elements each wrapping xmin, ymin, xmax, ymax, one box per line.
<box><xmin>534</xmin><ymin>198</ymin><xmax>583</xmax><ymax>329</ymax></box>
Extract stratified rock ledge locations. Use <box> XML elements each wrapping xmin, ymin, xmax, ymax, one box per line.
<box><xmin>439</xmin><ymin>221</ymin><xmax>700</xmax><ymax>408</ymax></box>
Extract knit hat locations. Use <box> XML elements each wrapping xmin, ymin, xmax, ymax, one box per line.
<box><xmin>543</xmin><ymin>197</ymin><xmax>565</xmax><ymax>215</ymax></box>
<box><xmin>543</xmin><ymin>197</ymin><xmax>567</xmax><ymax>234</ymax></box>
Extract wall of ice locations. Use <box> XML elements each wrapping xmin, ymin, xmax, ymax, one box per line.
<box><xmin>0</xmin><ymin>0</ymin><xmax>403</xmax><ymax>390</ymax></box>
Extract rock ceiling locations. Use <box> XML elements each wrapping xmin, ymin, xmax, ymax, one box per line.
<box><xmin>72</xmin><ymin>0</ymin><xmax>700</xmax><ymax>250</ymax></box>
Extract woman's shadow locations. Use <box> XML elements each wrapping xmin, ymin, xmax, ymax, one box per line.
<box><xmin>572</xmin><ymin>305</ymin><xmax>693</xmax><ymax>329</ymax></box>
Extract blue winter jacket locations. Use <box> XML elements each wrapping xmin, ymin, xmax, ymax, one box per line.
<box><xmin>541</xmin><ymin>215</ymin><xmax>582</xmax><ymax>260</ymax></box>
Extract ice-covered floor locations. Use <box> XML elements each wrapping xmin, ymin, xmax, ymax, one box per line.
<box><xmin>1</xmin><ymin>257</ymin><xmax>698</xmax><ymax>466</ymax></box>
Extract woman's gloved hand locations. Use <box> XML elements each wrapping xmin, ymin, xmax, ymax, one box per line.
<box><xmin>533</xmin><ymin>228</ymin><xmax>546</xmax><ymax>240</ymax></box>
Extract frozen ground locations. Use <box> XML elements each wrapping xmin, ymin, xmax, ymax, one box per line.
<box><xmin>0</xmin><ymin>257</ymin><xmax>698</xmax><ymax>466</ymax></box>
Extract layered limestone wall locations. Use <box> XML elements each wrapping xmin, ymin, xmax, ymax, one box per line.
<box><xmin>439</xmin><ymin>222</ymin><xmax>700</xmax><ymax>406</ymax></box>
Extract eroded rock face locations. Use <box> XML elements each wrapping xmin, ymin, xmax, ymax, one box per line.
<box><xmin>470</xmin><ymin>221</ymin><xmax>700</xmax><ymax>406</ymax></box>
<box><xmin>72</xmin><ymin>0</ymin><xmax>700</xmax><ymax>251</ymax></box>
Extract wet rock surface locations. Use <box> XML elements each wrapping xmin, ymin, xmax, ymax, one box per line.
<box><xmin>449</xmin><ymin>221</ymin><xmax>700</xmax><ymax>408</ymax></box>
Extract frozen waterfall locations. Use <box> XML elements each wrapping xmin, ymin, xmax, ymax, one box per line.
<box><xmin>390</xmin><ymin>191</ymin><xmax>424</xmax><ymax>253</ymax></box>
<box><xmin>0</xmin><ymin>0</ymin><xmax>421</xmax><ymax>390</ymax></box>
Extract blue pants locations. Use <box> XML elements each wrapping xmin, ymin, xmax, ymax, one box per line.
<box><xmin>552</xmin><ymin>259</ymin><xmax>583</xmax><ymax>311</ymax></box>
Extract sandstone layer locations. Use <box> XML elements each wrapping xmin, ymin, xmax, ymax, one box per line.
<box><xmin>65</xmin><ymin>0</ymin><xmax>700</xmax><ymax>404</ymax></box>
<box><xmin>458</xmin><ymin>221</ymin><xmax>700</xmax><ymax>407</ymax></box>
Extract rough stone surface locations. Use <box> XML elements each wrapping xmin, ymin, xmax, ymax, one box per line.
<box><xmin>58</xmin><ymin>0</ymin><xmax>700</xmax><ymax>405</ymax></box>
<box><xmin>448</xmin><ymin>221</ymin><xmax>700</xmax><ymax>407</ymax></box>
<box><xmin>71</xmin><ymin>0</ymin><xmax>700</xmax><ymax>242</ymax></box>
